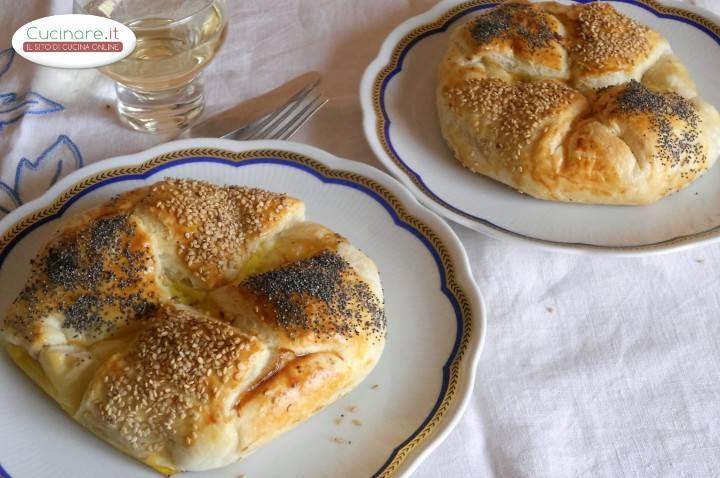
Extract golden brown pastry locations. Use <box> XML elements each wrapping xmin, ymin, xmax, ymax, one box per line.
<box><xmin>437</xmin><ymin>1</ymin><xmax>720</xmax><ymax>204</ymax></box>
<box><xmin>1</xmin><ymin>179</ymin><xmax>385</xmax><ymax>473</ymax></box>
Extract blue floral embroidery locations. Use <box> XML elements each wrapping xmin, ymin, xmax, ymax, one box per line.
<box><xmin>0</xmin><ymin>48</ymin><xmax>14</xmax><ymax>79</ymax></box>
<box><xmin>0</xmin><ymin>47</ymin><xmax>84</xmax><ymax>216</ymax></box>
<box><xmin>0</xmin><ymin>48</ymin><xmax>65</xmax><ymax>130</ymax></box>
<box><xmin>0</xmin><ymin>135</ymin><xmax>84</xmax><ymax>216</ymax></box>
<box><xmin>0</xmin><ymin>92</ymin><xmax>64</xmax><ymax>130</ymax></box>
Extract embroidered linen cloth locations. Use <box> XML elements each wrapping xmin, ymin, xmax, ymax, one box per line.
<box><xmin>1</xmin><ymin>0</ymin><xmax>719</xmax><ymax>477</ymax></box>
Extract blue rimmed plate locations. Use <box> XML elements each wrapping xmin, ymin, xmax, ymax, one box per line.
<box><xmin>361</xmin><ymin>0</ymin><xmax>720</xmax><ymax>255</ymax></box>
<box><xmin>0</xmin><ymin>139</ymin><xmax>485</xmax><ymax>478</ymax></box>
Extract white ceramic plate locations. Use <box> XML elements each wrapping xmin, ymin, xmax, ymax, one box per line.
<box><xmin>361</xmin><ymin>0</ymin><xmax>720</xmax><ymax>254</ymax></box>
<box><xmin>0</xmin><ymin>140</ymin><xmax>485</xmax><ymax>478</ymax></box>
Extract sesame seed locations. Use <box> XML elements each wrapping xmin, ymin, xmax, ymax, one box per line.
<box><xmin>444</xmin><ymin>79</ymin><xmax>579</xmax><ymax>164</ymax></box>
<box><xmin>144</xmin><ymin>179</ymin><xmax>290</xmax><ymax>286</ymax></box>
<box><xmin>93</xmin><ymin>306</ymin><xmax>255</xmax><ymax>451</ymax></box>
<box><xmin>573</xmin><ymin>3</ymin><xmax>652</xmax><ymax>71</ymax></box>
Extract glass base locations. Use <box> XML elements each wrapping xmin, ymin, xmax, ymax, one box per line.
<box><xmin>115</xmin><ymin>77</ymin><xmax>205</xmax><ymax>134</ymax></box>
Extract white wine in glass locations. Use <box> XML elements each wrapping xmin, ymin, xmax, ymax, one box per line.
<box><xmin>74</xmin><ymin>0</ymin><xmax>227</xmax><ymax>133</ymax></box>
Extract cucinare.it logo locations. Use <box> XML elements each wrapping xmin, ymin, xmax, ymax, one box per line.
<box><xmin>12</xmin><ymin>14</ymin><xmax>136</xmax><ymax>68</ymax></box>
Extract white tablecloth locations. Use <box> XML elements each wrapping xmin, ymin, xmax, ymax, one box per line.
<box><xmin>1</xmin><ymin>1</ymin><xmax>720</xmax><ymax>476</ymax></box>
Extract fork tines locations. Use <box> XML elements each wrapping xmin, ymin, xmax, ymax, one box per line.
<box><xmin>224</xmin><ymin>78</ymin><xmax>328</xmax><ymax>141</ymax></box>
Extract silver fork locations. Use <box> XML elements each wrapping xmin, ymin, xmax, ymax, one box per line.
<box><xmin>188</xmin><ymin>72</ymin><xmax>328</xmax><ymax>141</ymax></box>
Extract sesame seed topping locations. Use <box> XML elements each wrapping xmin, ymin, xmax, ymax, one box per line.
<box><xmin>145</xmin><ymin>179</ymin><xmax>290</xmax><ymax>285</ymax></box>
<box><xmin>573</xmin><ymin>3</ymin><xmax>651</xmax><ymax>71</ymax></box>
<box><xmin>444</xmin><ymin>78</ymin><xmax>579</xmax><ymax>162</ymax></box>
<box><xmin>94</xmin><ymin>306</ymin><xmax>254</xmax><ymax>452</ymax></box>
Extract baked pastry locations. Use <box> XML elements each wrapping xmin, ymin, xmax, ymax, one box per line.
<box><xmin>437</xmin><ymin>1</ymin><xmax>720</xmax><ymax>204</ymax></box>
<box><xmin>1</xmin><ymin>179</ymin><xmax>386</xmax><ymax>473</ymax></box>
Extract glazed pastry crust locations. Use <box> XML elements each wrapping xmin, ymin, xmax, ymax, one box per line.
<box><xmin>437</xmin><ymin>1</ymin><xmax>720</xmax><ymax>204</ymax></box>
<box><xmin>1</xmin><ymin>179</ymin><xmax>385</xmax><ymax>473</ymax></box>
